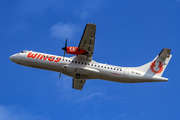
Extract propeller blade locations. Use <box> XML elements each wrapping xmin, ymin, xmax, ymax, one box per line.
<box><xmin>62</xmin><ymin>38</ymin><xmax>67</xmax><ymax>59</ymax></box>
<box><xmin>60</xmin><ymin>38</ymin><xmax>67</xmax><ymax>79</ymax></box>
<box><xmin>59</xmin><ymin>73</ymin><xmax>61</xmax><ymax>79</ymax></box>
<box><xmin>63</xmin><ymin>50</ymin><xmax>66</xmax><ymax>58</ymax></box>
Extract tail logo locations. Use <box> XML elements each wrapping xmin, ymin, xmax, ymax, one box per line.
<box><xmin>150</xmin><ymin>60</ymin><xmax>163</xmax><ymax>74</ymax></box>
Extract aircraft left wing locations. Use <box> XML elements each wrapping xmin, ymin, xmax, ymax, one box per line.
<box><xmin>72</xmin><ymin>78</ymin><xmax>86</xmax><ymax>90</ymax></box>
<box><xmin>78</xmin><ymin>23</ymin><xmax>96</xmax><ymax>60</ymax></box>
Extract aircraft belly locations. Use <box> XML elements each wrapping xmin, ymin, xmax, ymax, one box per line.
<box><xmin>99</xmin><ymin>68</ymin><xmax>166</xmax><ymax>83</ymax></box>
<box><xmin>100</xmin><ymin>69</ymin><xmax>124</xmax><ymax>82</ymax></box>
<box><xmin>101</xmin><ymin>73</ymin><xmax>168</xmax><ymax>83</ymax></box>
<box><xmin>62</xmin><ymin>66</ymin><xmax>101</xmax><ymax>79</ymax></box>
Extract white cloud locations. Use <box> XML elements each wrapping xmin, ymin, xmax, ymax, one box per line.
<box><xmin>76</xmin><ymin>92</ymin><xmax>104</xmax><ymax>103</ymax></box>
<box><xmin>53</xmin><ymin>76</ymin><xmax>125</xmax><ymax>106</ymax></box>
<box><xmin>50</xmin><ymin>23</ymin><xmax>78</xmax><ymax>40</ymax></box>
<box><xmin>0</xmin><ymin>105</ymin><xmax>50</xmax><ymax>120</ymax></box>
<box><xmin>56</xmin><ymin>76</ymin><xmax>72</xmax><ymax>92</ymax></box>
<box><xmin>105</xmin><ymin>94</ymin><xmax>124</xmax><ymax>101</ymax></box>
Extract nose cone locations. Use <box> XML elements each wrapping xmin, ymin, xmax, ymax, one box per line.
<box><xmin>9</xmin><ymin>55</ymin><xmax>14</xmax><ymax>62</ymax></box>
<box><xmin>9</xmin><ymin>54</ymin><xmax>17</xmax><ymax>62</ymax></box>
<box><xmin>9</xmin><ymin>54</ymin><xmax>22</xmax><ymax>65</ymax></box>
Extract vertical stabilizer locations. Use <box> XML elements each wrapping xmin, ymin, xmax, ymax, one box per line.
<box><xmin>132</xmin><ymin>48</ymin><xmax>172</xmax><ymax>77</ymax></box>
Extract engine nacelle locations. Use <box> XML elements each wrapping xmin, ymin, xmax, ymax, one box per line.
<box><xmin>66</xmin><ymin>47</ymin><xmax>87</xmax><ymax>55</ymax></box>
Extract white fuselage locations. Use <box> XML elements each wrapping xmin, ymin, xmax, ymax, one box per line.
<box><xmin>9</xmin><ymin>51</ymin><xmax>168</xmax><ymax>83</ymax></box>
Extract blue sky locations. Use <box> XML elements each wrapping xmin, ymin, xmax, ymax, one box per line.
<box><xmin>1</xmin><ymin>0</ymin><xmax>180</xmax><ymax>120</ymax></box>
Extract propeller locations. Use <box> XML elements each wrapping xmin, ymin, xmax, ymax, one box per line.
<box><xmin>59</xmin><ymin>38</ymin><xmax>67</xmax><ymax>79</ymax></box>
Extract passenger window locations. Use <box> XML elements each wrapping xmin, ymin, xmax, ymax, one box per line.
<box><xmin>114</xmin><ymin>68</ymin><xmax>116</xmax><ymax>70</ymax></box>
<box><xmin>88</xmin><ymin>63</ymin><xmax>90</xmax><ymax>65</ymax></box>
<box><xmin>117</xmin><ymin>69</ymin><xmax>119</xmax><ymax>71</ymax></box>
<box><xmin>91</xmin><ymin>64</ymin><xmax>93</xmax><ymax>66</ymax></box>
<box><xmin>104</xmin><ymin>66</ymin><xmax>106</xmax><ymax>68</ymax></box>
<box><xmin>82</xmin><ymin>62</ymin><xmax>83</xmax><ymax>64</ymax></box>
<box><xmin>108</xmin><ymin>67</ymin><xmax>109</xmax><ymax>69</ymax></box>
<box><xmin>75</xmin><ymin>61</ymin><xmax>77</xmax><ymax>63</ymax></box>
<box><xmin>78</xmin><ymin>62</ymin><xmax>80</xmax><ymax>64</ymax></box>
<box><xmin>101</xmin><ymin>66</ymin><xmax>103</xmax><ymax>68</ymax></box>
<box><xmin>69</xmin><ymin>60</ymin><xmax>71</xmax><ymax>62</ymax></box>
<box><xmin>111</xmin><ymin>68</ymin><xmax>112</xmax><ymax>69</ymax></box>
<box><xmin>98</xmin><ymin>65</ymin><xmax>100</xmax><ymax>67</ymax></box>
<box><xmin>85</xmin><ymin>63</ymin><xmax>87</xmax><ymax>65</ymax></box>
<box><xmin>66</xmin><ymin>59</ymin><xmax>67</xmax><ymax>62</ymax></box>
<box><xmin>95</xmin><ymin>65</ymin><xmax>96</xmax><ymax>67</ymax></box>
<box><xmin>72</xmin><ymin>61</ymin><xmax>74</xmax><ymax>63</ymax></box>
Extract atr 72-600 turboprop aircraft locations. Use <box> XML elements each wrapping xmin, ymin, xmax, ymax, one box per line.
<box><xmin>10</xmin><ymin>23</ymin><xmax>172</xmax><ymax>90</ymax></box>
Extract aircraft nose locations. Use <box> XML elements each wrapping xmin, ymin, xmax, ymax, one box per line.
<box><xmin>9</xmin><ymin>54</ymin><xmax>16</xmax><ymax>62</ymax></box>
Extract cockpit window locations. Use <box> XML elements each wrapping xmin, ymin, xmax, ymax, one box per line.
<box><xmin>20</xmin><ymin>51</ymin><xmax>27</xmax><ymax>53</ymax></box>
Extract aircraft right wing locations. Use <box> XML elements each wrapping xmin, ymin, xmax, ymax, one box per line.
<box><xmin>78</xmin><ymin>23</ymin><xmax>96</xmax><ymax>60</ymax></box>
<box><xmin>72</xmin><ymin>78</ymin><xmax>86</xmax><ymax>90</ymax></box>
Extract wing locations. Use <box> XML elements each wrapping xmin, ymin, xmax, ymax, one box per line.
<box><xmin>78</xmin><ymin>23</ymin><xmax>96</xmax><ymax>60</ymax></box>
<box><xmin>72</xmin><ymin>78</ymin><xmax>86</xmax><ymax>90</ymax></box>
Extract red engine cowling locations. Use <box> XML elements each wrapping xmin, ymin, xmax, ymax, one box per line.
<box><xmin>66</xmin><ymin>47</ymin><xmax>87</xmax><ymax>55</ymax></box>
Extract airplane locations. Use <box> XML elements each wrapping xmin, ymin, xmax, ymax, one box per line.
<box><xmin>9</xmin><ymin>23</ymin><xmax>172</xmax><ymax>90</ymax></box>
